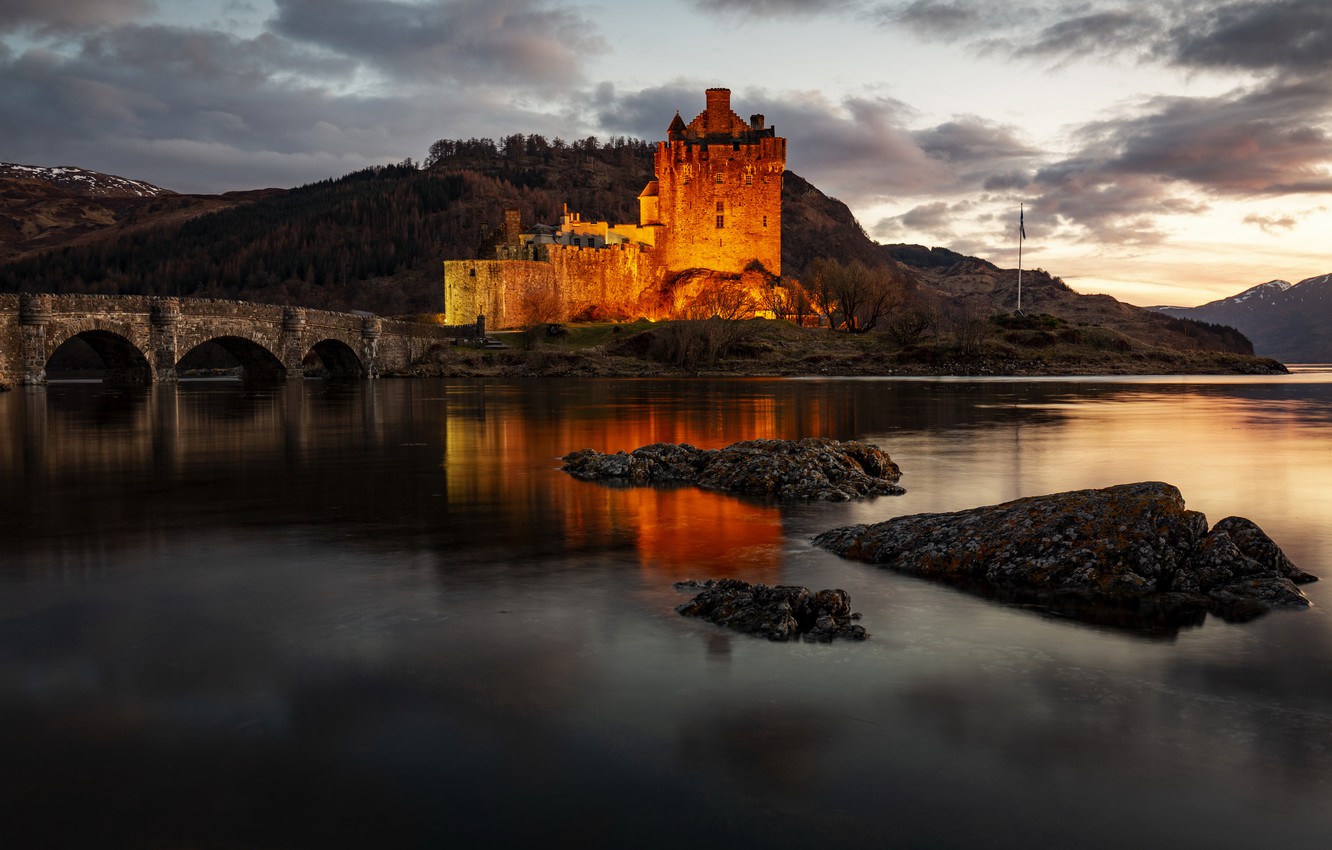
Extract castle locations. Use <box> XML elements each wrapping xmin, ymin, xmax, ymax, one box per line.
<box><xmin>443</xmin><ymin>88</ymin><xmax>786</xmax><ymax>329</ymax></box>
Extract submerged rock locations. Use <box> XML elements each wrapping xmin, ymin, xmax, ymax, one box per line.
<box><xmin>812</xmin><ymin>482</ymin><xmax>1316</xmax><ymax>627</ymax></box>
<box><xmin>562</xmin><ymin>438</ymin><xmax>903</xmax><ymax>501</ymax></box>
<box><xmin>674</xmin><ymin>578</ymin><xmax>868</xmax><ymax>642</ymax></box>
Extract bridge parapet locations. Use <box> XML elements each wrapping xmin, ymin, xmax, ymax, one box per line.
<box><xmin>1</xmin><ymin>293</ymin><xmax>487</xmax><ymax>386</ymax></box>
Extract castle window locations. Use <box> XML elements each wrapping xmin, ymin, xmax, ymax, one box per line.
<box><xmin>763</xmin><ymin>216</ymin><xmax>767</xmax><ymax>228</ymax></box>
<box><xmin>716</xmin><ymin>201</ymin><xmax>724</xmax><ymax>213</ymax></box>
<box><xmin>716</xmin><ymin>214</ymin><xmax>725</xmax><ymax>229</ymax></box>
<box><xmin>715</xmin><ymin>173</ymin><xmax>723</xmax><ymax>184</ymax></box>
<box><xmin>745</xmin><ymin>173</ymin><xmax>753</xmax><ymax>187</ymax></box>
<box><xmin>733</xmin><ymin>142</ymin><xmax>740</xmax><ymax>151</ymax></box>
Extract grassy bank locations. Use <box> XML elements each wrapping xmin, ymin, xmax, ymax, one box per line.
<box><xmin>390</xmin><ymin>315</ymin><xmax>1288</xmax><ymax>378</ymax></box>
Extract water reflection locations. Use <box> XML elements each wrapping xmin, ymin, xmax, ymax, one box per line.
<box><xmin>5</xmin><ymin>376</ymin><xmax>1332</xmax><ymax>848</ymax></box>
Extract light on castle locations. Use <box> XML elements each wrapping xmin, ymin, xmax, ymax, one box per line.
<box><xmin>443</xmin><ymin>88</ymin><xmax>786</xmax><ymax>329</ymax></box>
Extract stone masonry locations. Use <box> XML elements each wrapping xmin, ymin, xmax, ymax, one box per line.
<box><xmin>0</xmin><ymin>293</ymin><xmax>484</xmax><ymax>385</ymax></box>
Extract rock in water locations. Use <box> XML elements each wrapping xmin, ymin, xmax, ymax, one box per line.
<box><xmin>562</xmin><ymin>438</ymin><xmax>903</xmax><ymax>501</ymax></box>
<box><xmin>812</xmin><ymin>482</ymin><xmax>1316</xmax><ymax>625</ymax></box>
<box><xmin>674</xmin><ymin>579</ymin><xmax>868</xmax><ymax>641</ymax></box>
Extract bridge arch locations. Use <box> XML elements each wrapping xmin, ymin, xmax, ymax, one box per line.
<box><xmin>47</xmin><ymin>329</ymin><xmax>153</xmax><ymax>384</ymax></box>
<box><xmin>178</xmin><ymin>336</ymin><xmax>286</xmax><ymax>382</ymax></box>
<box><xmin>304</xmin><ymin>338</ymin><xmax>366</xmax><ymax>378</ymax></box>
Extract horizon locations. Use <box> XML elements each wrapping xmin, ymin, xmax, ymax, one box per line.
<box><xmin>3</xmin><ymin>1</ymin><xmax>1329</xmax><ymax>309</ymax></box>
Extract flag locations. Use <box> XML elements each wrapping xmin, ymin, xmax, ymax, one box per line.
<box><xmin>1019</xmin><ymin>207</ymin><xmax>1026</xmax><ymax>240</ymax></box>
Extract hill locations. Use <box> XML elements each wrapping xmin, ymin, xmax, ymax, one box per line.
<box><xmin>886</xmin><ymin>247</ymin><xmax>1255</xmax><ymax>355</ymax></box>
<box><xmin>0</xmin><ymin>140</ymin><xmax>913</xmax><ymax>315</ymax></box>
<box><xmin>0</xmin><ymin>162</ymin><xmax>254</xmax><ymax>264</ymax></box>
<box><xmin>0</xmin><ymin>144</ymin><xmax>1270</xmax><ymax>363</ymax></box>
<box><xmin>1153</xmin><ymin>275</ymin><xmax>1332</xmax><ymax>363</ymax></box>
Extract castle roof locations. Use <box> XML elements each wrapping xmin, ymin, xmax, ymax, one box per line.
<box><xmin>667</xmin><ymin>112</ymin><xmax>687</xmax><ymax>141</ymax></box>
<box><xmin>673</xmin><ymin>88</ymin><xmax>776</xmax><ymax>143</ymax></box>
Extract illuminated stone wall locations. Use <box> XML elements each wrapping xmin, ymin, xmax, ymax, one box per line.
<box><xmin>440</xmin><ymin>88</ymin><xmax>784</xmax><ymax>331</ymax></box>
<box><xmin>444</xmin><ymin>259</ymin><xmax>559</xmax><ymax>328</ymax></box>
<box><xmin>653</xmin><ymin>88</ymin><xmax>784</xmax><ymax>277</ymax></box>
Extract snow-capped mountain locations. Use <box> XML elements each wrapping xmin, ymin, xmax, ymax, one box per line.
<box><xmin>1154</xmin><ymin>275</ymin><xmax>1332</xmax><ymax>363</ymax></box>
<box><xmin>0</xmin><ymin>162</ymin><xmax>170</xmax><ymax>198</ymax></box>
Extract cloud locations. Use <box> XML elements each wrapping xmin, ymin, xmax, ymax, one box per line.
<box><xmin>1070</xmin><ymin>74</ymin><xmax>1332</xmax><ymax>195</ymax></box>
<box><xmin>0</xmin><ymin>0</ymin><xmax>152</xmax><ymax>34</ymax></box>
<box><xmin>1167</xmin><ymin>0</ymin><xmax>1332</xmax><ymax>74</ymax></box>
<box><xmin>1242</xmin><ymin>213</ymin><xmax>1299</xmax><ymax>233</ymax></box>
<box><xmin>682</xmin><ymin>0</ymin><xmax>859</xmax><ymax>17</ymax></box>
<box><xmin>268</xmin><ymin>0</ymin><xmax>605</xmax><ymax>89</ymax></box>
<box><xmin>1029</xmin><ymin>9</ymin><xmax>1158</xmax><ymax>58</ymax></box>
<box><xmin>0</xmin><ymin>20</ymin><xmax>566</xmax><ymax>193</ymax></box>
<box><xmin>1015</xmin><ymin>71</ymin><xmax>1332</xmax><ymax>243</ymax></box>
<box><xmin>590</xmin><ymin>85</ymin><xmax>1045</xmax><ymax>207</ymax></box>
<box><xmin>877</xmin><ymin>0</ymin><xmax>1332</xmax><ymax>76</ymax></box>
<box><xmin>878</xmin><ymin>0</ymin><xmax>995</xmax><ymax>37</ymax></box>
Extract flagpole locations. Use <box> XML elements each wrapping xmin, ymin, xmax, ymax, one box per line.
<box><xmin>1017</xmin><ymin>203</ymin><xmax>1024</xmax><ymax>315</ymax></box>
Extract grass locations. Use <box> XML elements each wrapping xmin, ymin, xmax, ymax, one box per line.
<box><xmin>391</xmin><ymin>315</ymin><xmax>1287</xmax><ymax>378</ymax></box>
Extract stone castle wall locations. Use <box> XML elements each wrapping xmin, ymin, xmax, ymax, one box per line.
<box><xmin>545</xmin><ymin>244</ymin><xmax>665</xmax><ymax>320</ymax></box>
<box><xmin>653</xmin><ymin>136</ymin><xmax>784</xmax><ymax>277</ymax></box>
<box><xmin>445</xmin><ymin>246</ymin><xmax>668</xmax><ymax>326</ymax></box>
<box><xmin>444</xmin><ymin>259</ymin><xmax>558</xmax><ymax>328</ymax></box>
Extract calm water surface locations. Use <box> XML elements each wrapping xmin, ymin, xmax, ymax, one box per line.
<box><xmin>3</xmin><ymin>375</ymin><xmax>1332</xmax><ymax>848</ymax></box>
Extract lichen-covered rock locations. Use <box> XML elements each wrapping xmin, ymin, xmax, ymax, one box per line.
<box><xmin>562</xmin><ymin>438</ymin><xmax>903</xmax><ymax>501</ymax></box>
<box><xmin>812</xmin><ymin>482</ymin><xmax>1316</xmax><ymax>625</ymax></box>
<box><xmin>674</xmin><ymin>578</ymin><xmax>868</xmax><ymax>641</ymax></box>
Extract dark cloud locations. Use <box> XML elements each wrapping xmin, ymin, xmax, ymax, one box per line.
<box><xmin>268</xmin><ymin>0</ymin><xmax>604</xmax><ymax>88</ymax></box>
<box><xmin>0</xmin><ymin>20</ymin><xmax>563</xmax><ymax>193</ymax></box>
<box><xmin>983</xmin><ymin>170</ymin><xmax>1034</xmax><ymax>191</ymax></box>
<box><xmin>912</xmin><ymin>117</ymin><xmax>1037</xmax><ymax>164</ymax></box>
<box><xmin>1029</xmin><ymin>9</ymin><xmax>1158</xmax><ymax>58</ymax></box>
<box><xmin>0</xmin><ymin>0</ymin><xmax>151</xmax><ymax>34</ymax></box>
<box><xmin>591</xmin><ymin>81</ymin><xmax>703</xmax><ymax>141</ymax></box>
<box><xmin>877</xmin><ymin>1</ymin><xmax>1332</xmax><ymax>76</ymax></box>
<box><xmin>1070</xmin><ymin>74</ymin><xmax>1332</xmax><ymax>195</ymax></box>
<box><xmin>683</xmin><ymin>0</ymin><xmax>858</xmax><ymax>17</ymax></box>
<box><xmin>879</xmin><ymin>0</ymin><xmax>986</xmax><ymax>36</ymax></box>
<box><xmin>1168</xmin><ymin>0</ymin><xmax>1332</xmax><ymax>74</ymax></box>
<box><xmin>1015</xmin><ymin>71</ymin><xmax>1332</xmax><ymax>242</ymax></box>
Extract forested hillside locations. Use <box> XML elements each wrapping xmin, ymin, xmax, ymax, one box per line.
<box><xmin>0</xmin><ymin>138</ymin><xmax>660</xmax><ymax>313</ymax></box>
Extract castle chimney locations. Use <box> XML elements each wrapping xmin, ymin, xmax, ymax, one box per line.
<box><xmin>503</xmin><ymin>208</ymin><xmax>521</xmax><ymax>246</ymax></box>
<box><xmin>705</xmin><ymin>87</ymin><xmax>731</xmax><ymax>134</ymax></box>
<box><xmin>750</xmin><ymin>114</ymin><xmax>765</xmax><ymax>131</ymax></box>
<box><xmin>706</xmin><ymin>88</ymin><xmax>731</xmax><ymax>113</ymax></box>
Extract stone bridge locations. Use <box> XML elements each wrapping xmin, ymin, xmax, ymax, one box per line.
<box><xmin>0</xmin><ymin>293</ymin><xmax>485</xmax><ymax>385</ymax></box>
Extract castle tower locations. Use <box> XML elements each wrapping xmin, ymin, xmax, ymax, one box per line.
<box><xmin>646</xmin><ymin>88</ymin><xmax>785</xmax><ymax>276</ymax></box>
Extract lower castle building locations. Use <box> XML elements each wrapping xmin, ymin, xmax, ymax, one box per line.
<box><xmin>443</xmin><ymin>88</ymin><xmax>785</xmax><ymax>329</ymax></box>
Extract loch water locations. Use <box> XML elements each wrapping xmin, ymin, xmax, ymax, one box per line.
<box><xmin>3</xmin><ymin>374</ymin><xmax>1332</xmax><ymax>848</ymax></box>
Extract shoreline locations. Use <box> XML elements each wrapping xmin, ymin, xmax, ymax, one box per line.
<box><xmin>385</xmin><ymin>349</ymin><xmax>1289</xmax><ymax>380</ymax></box>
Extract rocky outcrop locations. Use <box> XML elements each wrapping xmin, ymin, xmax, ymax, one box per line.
<box><xmin>813</xmin><ymin>482</ymin><xmax>1317</xmax><ymax>627</ymax></box>
<box><xmin>674</xmin><ymin>579</ymin><xmax>868</xmax><ymax>641</ymax></box>
<box><xmin>562</xmin><ymin>438</ymin><xmax>903</xmax><ymax>501</ymax></box>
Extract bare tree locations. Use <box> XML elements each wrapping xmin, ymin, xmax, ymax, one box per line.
<box><xmin>942</xmin><ymin>303</ymin><xmax>993</xmax><ymax>353</ymax></box>
<box><xmin>885</xmin><ymin>306</ymin><xmax>936</xmax><ymax>346</ymax></box>
<box><xmin>805</xmin><ymin>258</ymin><xmax>904</xmax><ymax>333</ymax></box>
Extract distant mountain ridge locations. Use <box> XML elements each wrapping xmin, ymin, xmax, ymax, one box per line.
<box><xmin>1154</xmin><ymin>274</ymin><xmax>1332</xmax><ymax>363</ymax></box>
<box><xmin>0</xmin><ymin>163</ymin><xmax>171</xmax><ymax>198</ymax></box>
<box><xmin>0</xmin><ymin>161</ymin><xmax>257</xmax><ymax>264</ymax></box>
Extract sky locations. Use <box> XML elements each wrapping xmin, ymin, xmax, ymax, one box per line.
<box><xmin>1</xmin><ymin>0</ymin><xmax>1329</xmax><ymax>307</ymax></box>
